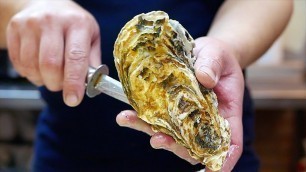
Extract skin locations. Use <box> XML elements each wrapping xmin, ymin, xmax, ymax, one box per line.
<box><xmin>1</xmin><ymin>0</ymin><xmax>101</xmax><ymax>106</ymax></box>
<box><xmin>0</xmin><ymin>0</ymin><xmax>293</xmax><ymax>171</ymax></box>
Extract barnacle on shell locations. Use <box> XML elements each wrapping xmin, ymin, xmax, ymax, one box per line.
<box><xmin>114</xmin><ymin>11</ymin><xmax>230</xmax><ymax>171</ymax></box>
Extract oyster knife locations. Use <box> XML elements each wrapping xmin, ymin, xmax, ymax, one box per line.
<box><xmin>86</xmin><ymin>65</ymin><xmax>130</xmax><ymax>104</ymax></box>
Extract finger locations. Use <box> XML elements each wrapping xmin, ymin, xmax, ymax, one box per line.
<box><xmin>193</xmin><ymin>38</ymin><xmax>223</xmax><ymax>88</ymax></box>
<box><xmin>205</xmin><ymin>112</ymin><xmax>242</xmax><ymax>172</ymax></box>
<box><xmin>19</xmin><ymin>31</ymin><xmax>42</xmax><ymax>86</ymax></box>
<box><xmin>223</xmin><ymin>116</ymin><xmax>243</xmax><ymax>170</ymax></box>
<box><xmin>6</xmin><ymin>20</ymin><xmax>22</xmax><ymax>76</ymax></box>
<box><xmin>88</xmin><ymin>29</ymin><xmax>101</xmax><ymax>67</ymax></box>
<box><xmin>39</xmin><ymin>26</ymin><xmax>64</xmax><ymax>91</ymax></box>
<box><xmin>150</xmin><ymin>133</ymin><xmax>199</xmax><ymax>165</ymax></box>
<box><xmin>221</xmin><ymin>145</ymin><xmax>241</xmax><ymax>172</ymax></box>
<box><xmin>63</xmin><ymin>27</ymin><xmax>91</xmax><ymax>107</ymax></box>
<box><xmin>116</xmin><ymin>110</ymin><xmax>155</xmax><ymax>136</ymax></box>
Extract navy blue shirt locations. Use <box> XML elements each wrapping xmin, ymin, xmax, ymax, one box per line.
<box><xmin>33</xmin><ymin>1</ymin><xmax>259</xmax><ymax>171</ymax></box>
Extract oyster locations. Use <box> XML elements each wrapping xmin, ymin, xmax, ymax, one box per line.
<box><xmin>114</xmin><ymin>11</ymin><xmax>230</xmax><ymax>171</ymax></box>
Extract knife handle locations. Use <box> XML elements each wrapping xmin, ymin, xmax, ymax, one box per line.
<box><xmin>86</xmin><ymin>65</ymin><xmax>130</xmax><ymax>105</ymax></box>
<box><xmin>95</xmin><ymin>75</ymin><xmax>130</xmax><ymax>104</ymax></box>
<box><xmin>86</xmin><ymin>65</ymin><xmax>109</xmax><ymax>98</ymax></box>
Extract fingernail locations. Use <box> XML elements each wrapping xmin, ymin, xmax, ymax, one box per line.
<box><xmin>227</xmin><ymin>145</ymin><xmax>240</xmax><ymax>158</ymax></box>
<box><xmin>120</xmin><ymin>111</ymin><xmax>129</xmax><ymax>119</ymax></box>
<box><xmin>117</xmin><ymin>112</ymin><xmax>129</xmax><ymax>127</ymax></box>
<box><xmin>151</xmin><ymin>134</ymin><xmax>168</xmax><ymax>149</ymax></box>
<box><xmin>153</xmin><ymin>133</ymin><xmax>167</xmax><ymax>142</ymax></box>
<box><xmin>65</xmin><ymin>94</ymin><xmax>78</xmax><ymax>107</ymax></box>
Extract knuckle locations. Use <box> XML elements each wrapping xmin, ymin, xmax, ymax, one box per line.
<box><xmin>40</xmin><ymin>12</ymin><xmax>54</xmax><ymax>22</ymax></box>
<box><xmin>25</xmin><ymin>12</ymin><xmax>55</xmax><ymax>27</ymax></box>
<box><xmin>69</xmin><ymin>12</ymin><xmax>91</xmax><ymax>23</ymax></box>
<box><xmin>9</xmin><ymin>15</ymin><xmax>22</xmax><ymax>29</ymax></box>
<box><xmin>9</xmin><ymin>11</ymin><xmax>56</xmax><ymax>29</ymax></box>
<box><xmin>65</xmin><ymin>12</ymin><xmax>94</xmax><ymax>31</ymax></box>
<box><xmin>40</xmin><ymin>56</ymin><xmax>61</xmax><ymax>69</ymax></box>
<box><xmin>64</xmin><ymin>69</ymin><xmax>85</xmax><ymax>92</ymax></box>
<box><xmin>22</xmin><ymin>63</ymin><xmax>36</xmax><ymax>73</ymax></box>
<box><xmin>64</xmin><ymin>50</ymin><xmax>87</xmax><ymax>87</ymax></box>
<box><xmin>66</xmin><ymin>44</ymin><xmax>88</xmax><ymax>66</ymax></box>
<box><xmin>25</xmin><ymin>15</ymin><xmax>41</xmax><ymax>27</ymax></box>
<box><xmin>65</xmin><ymin>71</ymin><xmax>82</xmax><ymax>82</ymax></box>
<box><xmin>67</xmin><ymin>48</ymin><xmax>87</xmax><ymax>63</ymax></box>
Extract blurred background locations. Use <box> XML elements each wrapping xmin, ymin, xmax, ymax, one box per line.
<box><xmin>247</xmin><ymin>1</ymin><xmax>306</xmax><ymax>171</ymax></box>
<box><xmin>0</xmin><ymin>1</ymin><xmax>306</xmax><ymax>171</ymax></box>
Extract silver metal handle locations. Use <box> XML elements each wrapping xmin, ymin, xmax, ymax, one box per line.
<box><xmin>86</xmin><ymin>65</ymin><xmax>129</xmax><ymax>104</ymax></box>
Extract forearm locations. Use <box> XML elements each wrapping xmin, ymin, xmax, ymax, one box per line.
<box><xmin>0</xmin><ymin>0</ymin><xmax>29</xmax><ymax>48</ymax></box>
<box><xmin>207</xmin><ymin>0</ymin><xmax>293</xmax><ymax>69</ymax></box>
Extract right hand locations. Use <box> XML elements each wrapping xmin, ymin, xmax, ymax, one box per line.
<box><xmin>6</xmin><ymin>0</ymin><xmax>101</xmax><ymax>107</ymax></box>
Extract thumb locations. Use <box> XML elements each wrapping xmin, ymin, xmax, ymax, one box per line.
<box><xmin>194</xmin><ymin>49</ymin><xmax>223</xmax><ymax>89</ymax></box>
<box><xmin>193</xmin><ymin>37</ymin><xmax>224</xmax><ymax>89</ymax></box>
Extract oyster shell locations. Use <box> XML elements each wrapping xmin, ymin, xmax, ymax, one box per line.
<box><xmin>114</xmin><ymin>11</ymin><xmax>230</xmax><ymax>171</ymax></box>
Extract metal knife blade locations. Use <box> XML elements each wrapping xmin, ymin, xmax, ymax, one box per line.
<box><xmin>86</xmin><ymin>65</ymin><xmax>129</xmax><ymax>104</ymax></box>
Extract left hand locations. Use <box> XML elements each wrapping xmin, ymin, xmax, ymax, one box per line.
<box><xmin>116</xmin><ymin>36</ymin><xmax>244</xmax><ymax>171</ymax></box>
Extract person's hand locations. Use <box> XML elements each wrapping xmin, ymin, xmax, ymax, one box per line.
<box><xmin>6</xmin><ymin>0</ymin><xmax>101</xmax><ymax>107</ymax></box>
<box><xmin>116</xmin><ymin>36</ymin><xmax>244</xmax><ymax>171</ymax></box>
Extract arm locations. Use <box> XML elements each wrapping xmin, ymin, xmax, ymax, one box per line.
<box><xmin>208</xmin><ymin>0</ymin><xmax>293</xmax><ymax>69</ymax></box>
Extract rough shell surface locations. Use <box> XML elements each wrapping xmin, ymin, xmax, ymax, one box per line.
<box><xmin>114</xmin><ymin>11</ymin><xmax>230</xmax><ymax>171</ymax></box>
